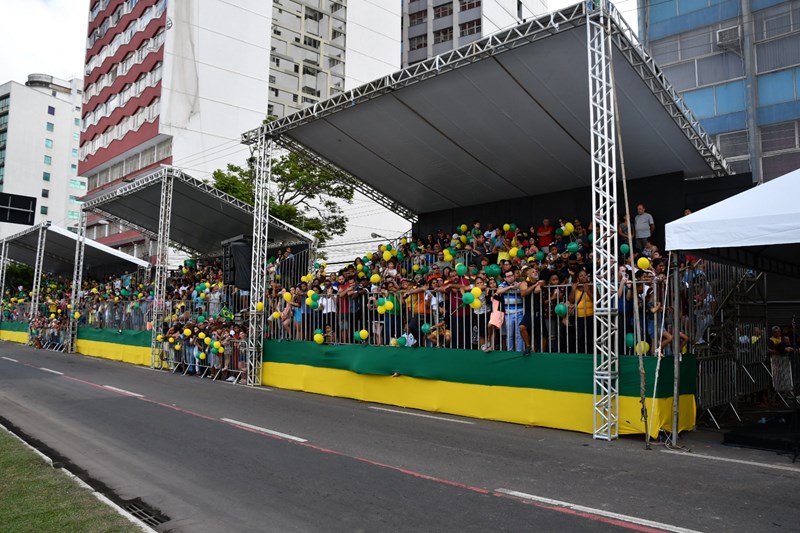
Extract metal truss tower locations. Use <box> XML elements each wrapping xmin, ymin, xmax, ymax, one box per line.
<box><xmin>29</xmin><ymin>224</ymin><xmax>48</xmax><ymax>322</ymax></box>
<box><xmin>68</xmin><ymin>211</ymin><xmax>87</xmax><ymax>353</ymax></box>
<box><xmin>150</xmin><ymin>170</ymin><xmax>175</xmax><ymax>369</ymax></box>
<box><xmin>246</xmin><ymin>136</ymin><xmax>272</xmax><ymax>386</ymax></box>
<box><xmin>587</xmin><ymin>0</ymin><xmax>619</xmax><ymax>440</ymax></box>
<box><xmin>0</xmin><ymin>240</ymin><xmax>7</xmax><ymax>312</ymax></box>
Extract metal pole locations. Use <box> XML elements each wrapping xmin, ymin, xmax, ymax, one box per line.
<box><xmin>742</xmin><ymin>0</ymin><xmax>761</xmax><ymax>183</ymax></box>
<box><xmin>68</xmin><ymin>210</ymin><xmax>87</xmax><ymax>353</ymax></box>
<box><xmin>30</xmin><ymin>223</ymin><xmax>48</xmax><ymax>320</ymax></box>
<box><xmin>671</xmin><ymin>261</ymin><xmax>681</xmax><ymax>446</ymax></box>
<box><xmin>151</xmin><ymin>169</ymin><xmax>174</xmax><ymax>369</ymax></box>
<box><xmin>0</xmin><ymin>239</ymin><xmax>7</xmax><ymax>323</ymax></box>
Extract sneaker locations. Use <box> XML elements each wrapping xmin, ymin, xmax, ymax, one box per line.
<box><xmin>523</xmin><ymin>345</ymin><xmax>532</xmax><ymax>356</ymax></box>
<box><xmin>226</xmin><ymin>376</ymin><xmax>236</xmax><ymax>382</ymax></box>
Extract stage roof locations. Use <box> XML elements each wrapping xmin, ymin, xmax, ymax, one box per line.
<box><xmin>243</xmin><ymin>2</ymin><xmax>729</xmax><ymax>219</ymax></box>
<box><xmin>3</xmin><ymin>222</ymin><xmax>149</xmax><ymax>277</ymax></box>
<box><xmin>80</xmin><ymin>167</ymin><xmax>316</xmax><ymax>256</ymax></box>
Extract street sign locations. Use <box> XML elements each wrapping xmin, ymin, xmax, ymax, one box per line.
<box><xmin>0</xmin><ymin>193</ymin><xmax>37</xmax><ymax>226</ymax></box>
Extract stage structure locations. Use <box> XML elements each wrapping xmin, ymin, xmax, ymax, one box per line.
<box><xmin>242</xmin><ymin>0</ymin><xmax>730</xmax><ymax>439</ymax></box>
<box><xmin>71</xmin><ymin>166</ymin><xmax>316</xmax><ymax>375</ymax></box>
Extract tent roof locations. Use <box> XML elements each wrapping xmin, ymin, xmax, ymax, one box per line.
<box><xmin>665</xmin><ymin>170</ymin><xmax>800</xmax><ymax>277</ymax></box>
<box><xmin>81</xmin><ymin>167</ymin><xmax>315</xmax><ymax>256</ymax></box>
<box><xmin>244</xmin><ymin>2</ymin><xmax>730</xmax><ymax>219</ymax></box>
<box><xmin>3</xmin><ymin>222</ymin><xmax>149</xmax><ymax>277</ymax></box>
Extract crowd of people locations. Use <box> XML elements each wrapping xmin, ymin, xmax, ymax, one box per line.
<box><xmin>4</xmin><ymin>204</ymin><xmax>789</xmax><ymax>362</ymax></box>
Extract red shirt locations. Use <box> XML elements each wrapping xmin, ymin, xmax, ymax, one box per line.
<box><xmin>538</xmin><ymin>226</ymin><xmax>554</xmax><ymax>247</ymax></box>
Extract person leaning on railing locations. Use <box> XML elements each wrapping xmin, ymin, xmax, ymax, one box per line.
<box><xmin>568</xmin><ymin>268</ymin><xmax>594</xmax><ymax>354</ymax></box>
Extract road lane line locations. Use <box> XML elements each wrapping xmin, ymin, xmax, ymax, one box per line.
<box><xmin>661</xmin><ymin>449</ymin><xmax>800</xmax><ymax>473</ymax></box>
<box><xmin>1</xmin><ymin>356</ymin><xmax>18</xmax><ymax>362</ymax></box>
<box><xmin>220</xmin><ymin>417</ymin><xmax>307</xmax><ymax>442</ymax></box>
<box><xmin>495</xmin><ymin>489</ymin><xmax>701</xmax><ymax>533</ymax></box>
<box><xmin>102</xmin><ymin>385</ymin><xmax>144</xmax><ymax>398</ymax></box>
<box><xmin>39</xmin><ymin>367</ymin><xmax>64</xmax><ymax>375</ymax></box>
<box><xmin>369</xmin><ymin>406</ymin><xmax>475</xmax><ymax>424</ymax></box>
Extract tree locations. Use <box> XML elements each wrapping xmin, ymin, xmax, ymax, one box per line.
<box><xmin>211</xmin><ymin>152</ymin><xmax>353</xmax><ymax>247</ymax></box>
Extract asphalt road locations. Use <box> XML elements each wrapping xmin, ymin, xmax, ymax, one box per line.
<box><xmin>1</xmin><ymin>342</ymin><xmax>798</xmax><ymax>532</ymax></box>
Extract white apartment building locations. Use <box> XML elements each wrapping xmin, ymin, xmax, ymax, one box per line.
<box><xmin>268</xmin><ymin>0</ymin><xmax>401</xmax><ymax>118</ymax></box>
<box><xmin>402</xmin><ymin>0</ymin><xmax>548</xmax><ymax>67</ymax></box>
<box><xmin>0</xmin><ymin>74</ymin><xmax>87</xmax><ymax>239</ymax></box>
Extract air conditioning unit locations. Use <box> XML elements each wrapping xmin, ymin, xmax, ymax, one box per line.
<box><xmin>716</xmin><ymin>25</ymin><xmax>741</xmax><ymax>50</ymax></box>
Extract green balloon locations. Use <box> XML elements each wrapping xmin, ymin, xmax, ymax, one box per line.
<box><xmin>555</xmin><ymin>227</ymin><xmax>564</xmax><ymax>236</ymax></box>
<box><xmin>421</xmin><ymin>323</ymin><xmax>432</xmax><ymax>334</ymax></box>
<box><xmin>377</xmin><ymin>297</ymin><xmax>386</xmax><ymax>306</ymax></box>
<box><xmin>509</xmin><ymin>223</ymin><xmax>517</xmax><ymax>232</ymax></box>
<box><xmin>386</xmin><ymin>243</ymin><xmax>393</xmax><ymax>251</ymax></box>
<box><xmin>625</xmin><ymin>332</ymin><xmax>635</xmax><ymax>348</ymax></box>
<box><xmin>311</xmin><ymin>301</ymin><xmax>320</xmax><ymax>310</ymax></box>
<box><xmin>354</xmin><ymin>330</ymin><xmax>361</xmax><ymax>341</ymax></box>
<box><xmin>314</xmin><ymin>262</ymin><xmax>320</xmax><ymax>269</ymax></box>
<box><xmin>554</xmin><ymin>303</ymin><xmax>568</xmax><ymax>317</ymax></box>
<box><xmin>397</xmin><ymin>336</ymin><xmax>407</xmax><ymax>346</ymax></box>
<box><xmin>311</xmin><ymin>292</ymin><xmax>320</xmax><ymax>301</ymax></box>
<box><xmin>535</xmin><ymin>251</ymin><xmax>545</xmax><ymax>261</ymax></box>
<box><xmin>197</xmin><ymin>315</ymin><xmax>205</xmax><ymax>323</ymax></box>
<box><xmin>410</xmin><ymin>243</ymin><xmax>418</xmax><ymax>251</ymax></box>
<box><xmin>588</xmin><ymin>232</ymin><xmax>594</xmax><ymax>242</ymax></box>
<box><xmin>396</xmin><ymin>252</ymin><xmax>405</xmax><ymax>261</ymax></box>
<box><xmin>567</xmin><ymin>242</ymin><xmax>580</xmax><ymax>253</ymax></box>
<box><xmin>516</xmin><ymin>248</ymin><xmax>525</xmax><ymax>258</ymax></box>
<box><xmin>456</xmin><ymin>264</ymin><xmax>467</xmax><ymax>276</ymax></box>
<box><xmin>314</xmin><ymin>328</ymin><xmax>323</xmax><ymax>335</ymax></box>
<box><xmin>462</xmin><ymin>292</ymin><xmax>475</xmax><ymax>305</ymax></box>
<box><xmin>620</xmin><ymin>243</ymin><xmax>630</xmax><ymax>254</ymax></box>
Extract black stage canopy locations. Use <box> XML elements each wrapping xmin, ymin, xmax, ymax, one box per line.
<box><xmin>244</xmin><ymin>2</ymin><xmax>730</xmax><ymax>218</ymax></box>
<box><xmin>3</xmin><ymin>222</ymin><xmax>149</xmax><ymax>277</ymax></box>
<box><xmin>80</xmin><ymin>167</ymin><xmax>315</xmax><ymax>256</ymax></box>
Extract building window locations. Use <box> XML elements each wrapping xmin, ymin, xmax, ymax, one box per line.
<box><xmin>71</xmin><ymin>164</ymin><xmax>78</xmax><ymax>173</ymax></box>
<box><xmin>459</xmin><ymin>0</ymin><xmax>481</xmax><ymax>11</ymax></box>
<box><xmin>47</xmin><ymin>106</ymin><xmax>55</xmax><ymax>115</ymax></box>
<box><xmin>46</xmin><ymin>122</ymin><xmax>55</xmax><ymax>132</ymax></box>
<box><xmin>459</xmin><ymin>19</ymin><xmax>481</xmax><ymax>37</ymax></box>
<box><xmin>69</xmin><ymin>195</ymin><xmax>81</xmax><ymax>204</ymax></box>
<box><xmin>303</xmin><ymin>36</ymin><xmax>320</xmax><ymax>49</ymax></box>
<box><xmin>409</xmin><ymin>35</ymin><xmax>427</xmax><ymax>51</ymax></box>
<box><xmin>434</xmin><ymin>4</ymin><xmax>453</xmax><ymax>18</ymax></box>
<box><xmin>45</xmin><ymin>139</ymin><xmax>54</xmax><ymax>149</ymax></box>
<box><xmin>41</xmin><ymin>189</ymin><xmax>49</xmax><ymax>198</ymax></box>
<box><xmin>43</xmin><ymin>155</ymin><xmax>52</xmax><ymax>165</ymax></box>
<box><xmin>43</xmin><ymin>172</ymin><xmax>51</xmax><ymax>181</ymax></box>
<box><xmin>40</xmin><ymin>206</ymin><xmax>48</xmax><ymax>215</ymax></box>
<box><xmin>72</xmin><ymin>148</ymin><xmax>79</xmax><ymax>157</ymax></box>
<box><xmin>434</xmin><ymin>27</ymin><xmax>453</xmax><ymax>44</ymax></box>
<box><xmin>271</xmin><ymin>56</ymin><xmax>280</xmax><ymax>66</ymax></box>
<box><xmin>69</xmin><ymin>178</ymin><xmax>86</xmax><ymax>189</ymax></box>
<box><xmin>68</xmin><ymin>211</ymin><xmax>81</xmax><ymax>220</ymax></box>
<box><xmin>74</xmin><ymin>117</ymin><xmax>80</xmax><ymax>126</ymax></box>
<box><xmin>73</xmin><ymin>132</ymin><xmax>79</xmax><ymax>141</ymax></box>
<box><xmin>409</xmin><ymin>10</ymin><xmax>427</xmax><ymax>26</ymax></box>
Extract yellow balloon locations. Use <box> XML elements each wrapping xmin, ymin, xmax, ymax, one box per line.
<box><xmin>305</xmin><ymin>297</ymin><xmax>313</xmax><ymax>305</ymax></box>
<box><xmin>214</xmin><ymin>341</ymin><xmax>221</xmax><ymax>349</ymax></box>
<box><xmin>283</xmin><ymin>292</ymin><xmax>292</xmax><ymax>302</ymax></box>
<box><xmin>377</xmin><ymin>306</ymin><xmax>386</xmax><ymax>314</ymax></box>
<box><xmin>199</xmin><ymin>352</ymin><xmax>206</xmax><ymax>360</ymax></box>
<box><xmin>359</xmin><ymin>329</ymin><xmax>369</xmax><ymax>340</ymax></box>
<box><xmin>272</xmin><ymin>311</ymin><xmax>280</xmax><ymax>319</ymax></box>
<box><xmin>169</xmin><ymin>337</ymin><xmax>175</xmax><ymax>343</ymax></box>
<box><xmin>157</xmin><ymin>334</ymin><xmax>164</xmax><ymax>342</ymax></box>
<box><xmin>459</xmin><ymin>235</ymin><xmax>467</xmax><ymax>243</ymax></box>
<box><xmin>307</xmin><ymin>290</ymin><xmax>315</xmax><ymax>297</ymax></box>
<box><xmin>384</xmin><ymin>300</ymin><xmax>394</xmax><ymax>311</ymax></box>
<box><xmin>390</xmin><ymin>338</ymin><xmax>398</xmax><ymax>346</ymax></box>
<box><xmin>199</xmin><ymin>292</ymin><xmax>206</xmax><ymax>299</ymax></box>
<box><xmin>412</xmin><ymin>264</ymin><xmax>420</xmax><ymax>272</ymax></box>
<box><xmin>509</xmin><ymin>247</ymin><xmax>518</xmax><ymax>257</ymax></box>
<box><xmin>50</xmin><ymin>313</ymin><xmax>55</xmax><ymax>319</ymax></box>
<box><xmin>370</xmin><ymin>274</ymin><xmax>381</xmax><ymax>284</ymax></box>
<box><xmin>314</xmin><ymin>333</ymin><xmax>324</xmax><ymax>344</ymax></box>
<box><xmin>67</xmin><ymin>304</ymin><xmax>72</xmax><ymax>309</ymax></box>
<box><xmin>503</xmin><ymin>224</ymin><xmax>510</xmax><ymax>232</ymax></box>
<box><xmin>357</xmin><ymin>264</ymin><xmax>363</xmax><ymax>271</ymax></box>
<box><xmin>635</xmin><ymin>341</ymin><xmax>650</xmax><ymax>355</ymax></box>
<box><xmin>72</xmin><ymin>311</ymin><xmax>80</xmax><ymax>319</ymax></box>
<box><xmin>256</xmin><ymin>301</ymin><xmax>265</xmax><ymax>312</ymax></box>
<box><xmin>198</xmin><ymin>332</ymin><xmax>206</xmax><ymax>339</ymax></box>
<box><xmin>367</xmin><ymin>252</ymin><xmax>374</xmax><ymax>260</ymax></box>
<box><xmin>205</xmin><ymin>337</ymin><xmax>212</xmax><ymax>345</ymax></box>
<box><xmin>380</xmin><ymin>245</ymin><xmax>386</xmax><ymax>252</ymax></box>
<box><xmin>184</xmin><ymin>328</ymin><xmax>192</xmax><ymax>336</ymax></box>
<box><xmin>383</xmin><ymin>251</ymin><xmax>392</xmax><ymax>261</ymax></box>
<box><xmin>460</xmin><ymin>224</ymin><xmax>468</xmax><ymax>233</ymax></box>
<box><xmin>358</xmin><ymin>271</ymin><xmax>365</xmax><ymax>278</ymax></box>
<box><xmin>471</xmin><ymin>287</ymin><xmax>482</xmax><ymax>297</ymax></box>
<box><xmin>401</xmin><ymin>238</ymin><xmax>408</xmax><ymax>245</ymax></box>
<box><xmin>637</xmin><ymin>257</ymin><xmax>651</xmax><ymax>270</ymax></box>
<box><xmin>174</xmin><ymin>344</ymin><xmax>181</xmax><ymax>351</ymax></box>
<box><xmin>564</xmin><ymin>222</ymin><xmax>575</xmax><ymax>234</ymax></box>
<box><xmin>218</xmin><ymin>347</ymin><xmax>225</xmax><ymax>354</ymax></box>
<box><xmin>470</xmin><ymin>300</ymin><xmax>481</xmax><ymax>309</ymax></box>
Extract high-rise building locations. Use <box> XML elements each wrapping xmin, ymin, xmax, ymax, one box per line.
<box><xmin>639</xmin><ymin>0</ymin><xmax>800</xmax><ymax>182</ymax></box>
<box><xmin>268</xmin><ymin>0</ymin><xmax>401</xmax><ymax>119</ymax></box>
<box><xmin>402</xmin><ymin>0</ymin><xmax>548</xmax><ymax>67</ymax></box>
<box><xmin>0</xmin><ymin>74</ymin><xmax>87</xmax><ymax>238</ymax></box>
<box><xmin>79</xmin><ymin>0</ymin><xmax>271</xmax><ymax>257</ymax></box>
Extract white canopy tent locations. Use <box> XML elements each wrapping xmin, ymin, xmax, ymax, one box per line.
<box><xmin>665</xmin><ymin>169</ymin><xmax>800</xmax><ymax>277</ymax></box>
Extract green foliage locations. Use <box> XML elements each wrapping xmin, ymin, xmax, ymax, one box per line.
<box><xmin>212</xmin><ymin>152</ymin><xmax>353</xmax><ymax>246</ymax></box>
<box><xmin>4</xmin><ymin>262</ymin><xmax>33</xmax><ymax>291</ymax></box>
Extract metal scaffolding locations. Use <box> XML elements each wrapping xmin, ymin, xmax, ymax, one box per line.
<box><xmin>68</xmin><ymin>210</ymin><xmax>88</xmax><ymax>353</ymax></box>
<box><xmin>246</xmin><ymin>136</ymin><xmax>272</xmax><ymax>386</ymax></box>
<box><xmin>150</xmin><ymin>170</ymin><xmax>175</xmax><ymax>369</ymax></box>
<box><xmin>587</xmin><ymin>0</ymin><xmax>619</xmax><ymax>440</ymax></box>
<box><xmin>29</xmin><ymin>223</ymin><xmax>48</xmax><ymax>321</ymax></box>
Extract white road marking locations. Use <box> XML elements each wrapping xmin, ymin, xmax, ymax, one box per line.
<box><xmin>102</xmin><ymin>385</ymin><xmax>144</xmax><ymax>398</ymax></box>
<box><xmin>495</xmin><ymin>488</ymin><xmax>702</xmax><ymax>533</ymax></box>
<box><xmin>1</xmin><ymin>356</ymin><xmax>18</xmax><ymax>362</ymax></box>
<box><xmin>661</xmin><ymin>449</ymin><xmax>800</xmax><ymax>473</ymax></box>
<box><xmin>39</xmin><ymin>367</ymin><xmax>64</xmax><ymax>375</ymax></box>
<box><xmin>369</xmin><ymin>406</ymin><xmax>475</xmax><ymax>425</ymax></box>
<box><xmin>220</xmin><ymin>417</ymin><xmax>307</xmax><ymax>442</ymax></box>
